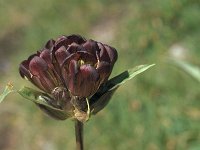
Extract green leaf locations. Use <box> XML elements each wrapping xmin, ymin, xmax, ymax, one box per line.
<box><xmin>173</xmin><ymin>60</ymin><xmax>200</xmax><ymax>82</ymax></box>
<box><xmin>0</xmin><ymin>83</ymin><xmax>14</xmax><ymax>103</ymax></box>
<box><xmin>18</xmin><ymin>87</ymin><xmax>53</xmax><ymax>107</ymax></box>
<box><xmin>90</xmin><ymin>64</ymin><xmax>155</xmax><ymax>114</ymax></box>
<box><xmin>18</xmin><ymin>87</ymin><xmax>71</xmax><ymax>120</ymax></box>
<box><xmin>106</xmin><ymin>64</ymin><xmax>155</xmax><ymax>90</ymax></box>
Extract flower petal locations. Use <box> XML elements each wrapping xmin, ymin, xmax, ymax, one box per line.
<box><xmin>31</xmin><ymin>75</ymin><xmax>47</xmax><ymax>92</ymax></box>
<box><xmin>66</xmin><ymin>43</ymin><xmax>82</xmax><ymax>54</ymax></box>
<box><xmin>29</xmin><ymin>56</ymin><xmax>56</xmax><ymax>92</ymax></box>
<box><xmin>55</xmin><ymin>46</ymin><xmax>70</xmax><ymax>65</ymax></box>
<box><xmin>96</xmin><ymin>61</ymin><xmax>112</xmax><ymax>83</ymax></box>
<box><xmin>40</xmin><ymin>49</ymin><xmax>52</xmax><ymax>67</ymax></box>
<box><xmin>19</xmin><ymin>59</ymin><xmax>48</xmax><ymax>92</ymax></box>
<box><xmin>19</xmin><ymin>60</ymin><xmax>32</xmax><ymax>79</ymax></box>
<box><xmin>45</xmin><ymin>39</ymin><xmax>55</xmax><ymax>49</ymax></box>
<box><xmin>67</xmin><ymin>63</ymin><xmax>100</xmax><ymax>97</ymax></box>
<box><xmin>83</xmin><ymin>40</ymin><xmax>100</xmax><ymax>56</ymax></box>
<box><xmin>61</xmin><ymin>51</ymin><xmax>97</xmax><ymax>71</ymax></box>
<box><xmin>66</xmin><ymin>34</ymin><xmax>86</xmax><ymax>44</ymax></box>
<box><xmin>77</xmin><ymin>51</ymin><xmax>97</xmax><ymax>64</ymax></box>
<box><xmin>54</xmin><ymin>36</ymin><xmax>70</xmax><ymax>50</ymax></box>
<box><xmin>29</xmin><ymin>56</ymin><xmax>48</xmax><ymax>76</ymax></box>
<box><xmin>98</xmin><ymin>43</ymin><xmax>111</xmax><ymax>62</ymax></box>
<box><xmin>54</xmin><ymin>34</ymin><xmax>86</xmax><ymax>50</ymax></box>
<box><xmin>104</xmin><ymin>45</ymin><xmax>118</xmax><ymax>65</ymax></box>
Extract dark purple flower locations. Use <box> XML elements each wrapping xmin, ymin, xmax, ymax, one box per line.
<box><xmin>19</xmin><ymin>34</ymin><xmax>117</xmax><ymax>115</ymax></box>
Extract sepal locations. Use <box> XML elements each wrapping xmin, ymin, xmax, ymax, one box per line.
<box><xmin>18</xmin><ymin>87</ymin><xmax>72</xmax><ymax>120</ymax></box>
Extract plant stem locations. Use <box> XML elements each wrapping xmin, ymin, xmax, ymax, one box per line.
<box><xmin>75</xmin><ymin>119</ymin><xmax>84</xmax><ymax>150</ymax></box>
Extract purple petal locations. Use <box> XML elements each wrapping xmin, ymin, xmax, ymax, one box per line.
<box><xmin>104</xmin><ymin>45</ymin><xmax>118</xmax><ymax>64</ymax></box>
<box><xmin>79</xmin><ymin>64</ymin><xmax>99</xmax><ymax>81</ymax></box>
<box><xmin>83</xmin><ymin>40</ymin><xmax>100</xmax><ymax>56</ymax></box>
<box><xmin>45</xmin><ymin>39</ymin><xmax>55</xmax><ymax>49</ymax></box>
<box><xmin>67</xmin><ymin>64</ymin><xmax>100</xmax><ymax>97</ymax></box>
<box><xmin>19</xmin><ymin>60</ymin><xmax>50</xmax><ymax>92</ymax></box>
<box><xmin>54</xmin><ymin>35</ymin><xmax>86</xmax><ymax>50</ymax></box>
<box><xmin>19</xmin><ymin>53</ymin><xmax>40</xmax><ymax>79</ymax></box>
<box><xmin>98</xmin><ymin>43</ymin><xmax>111</xmax><ymax>62</ymax></box>
<box><xmin>77</xmin><ymin>51</ymin><xmax>97</xmax><ymax>64</ymax></box>
<box><xmin>66</xmin><ymin>34</ymin><xmax>86</xmax><ymax>44</ymax></box>
<box><xmin>61</xmin><ymin>51</ymin><xmax>97</xmax><ymax>73</ymax></box>
<box><xmin>61</xmin><ymin>53</ymin><xmax>80</xmax><ymax>72</ymax></box>
<box><xmin>55</xmin><ymin>46</ymin><xmax>70</xmax><ymax>65</ymax></box>
<box><xmin>29</xmin><ymin>56</ymin><xmax>48</xmax><ymax>76</ymax></box>
<box><xmin>69</xmin><ymin>60</ymin><xmax>79</xmax><ymax>77</ymax></box>
<box><xmin>66</xmin><ymin>60</ymin><xmax>78</xmax><ymax>95</ymax></box>
<box><xmin>29</xmin><ymin>56</ymin><xmax>56</xmax><ymax>92</ymax></box>
<box><xmin>40</xmin><ymin>49</ymin><xmax>64</xmax><ymax>86</ymax></box>
<box><xmin>66</xmin><ymin>43</ymin><xmax>82</xmax><ymax>54</ymax></box>
<box><xmin>40</xmin><ymin>49</ymin><xmax>52</xmax><ymax>66</ymax></box>
<box><xmin>96</xmin><ymin>61</ymin><xmax>112</xmax><ymax>84</ymax></box>
<box><xmin>19</xmin><ymin>60</ymin><xmax>30</xmax><ymax>78</ymax></box>
<box><xmin>31</xmin><ymin>75</ymin><xmax>47</xmax><ymax>92</ymax></box>
<box><xmin>54</xmin><ymin>36</ymin><xmax>68</xmax><ymax>49</ymax></box>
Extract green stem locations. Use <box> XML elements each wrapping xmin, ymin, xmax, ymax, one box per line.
<box><xmin>75</xmin><ymin>119</ymin><xmax>84</xmax><ymax>150</ymax></box>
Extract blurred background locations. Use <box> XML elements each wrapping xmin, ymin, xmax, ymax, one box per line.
<box><xmin>0</xmin><ymin>0</ymin><xmax>199</xmax><ymax>150</ymax></box>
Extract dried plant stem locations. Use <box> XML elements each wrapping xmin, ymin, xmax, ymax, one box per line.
<box><xmin>75</xmin><ymin>119</ymin><xmax>84</xmax><ymax>150</ymax></box>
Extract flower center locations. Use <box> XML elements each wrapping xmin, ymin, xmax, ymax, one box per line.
<box><xmin>77</xmin><ymin>59</ymin><xmax>99</xmax><ymax>69</ymax></box>
<box><xmin>78</xmin><ymin>59</ymin><xmax>85</xmax><ymax>66</ymax></box>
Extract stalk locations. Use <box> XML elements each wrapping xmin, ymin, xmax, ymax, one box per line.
<box><xmin>75</xmin><ymin>119</ymin><xmax>84</xmax><ymax>150</ymax></box>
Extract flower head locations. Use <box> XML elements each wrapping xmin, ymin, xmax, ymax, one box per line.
<box><xmin>19</xmin><ymin>34</ymin><xmax>118</xmax><ymax>121</ymax></box>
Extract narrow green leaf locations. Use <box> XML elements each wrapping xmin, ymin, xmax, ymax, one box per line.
<box><xmin>18</xmin><ymin>87</ymin><xmax>52</xmax><ymax>107</ymax></box>
<box><xmin>0</xmin><ymin>83</ymin><xmax>14</xmax><ymax>103</ymax></box>
<box><xmin>18</xmin><ymin>87</ymin><xmax>71</xmax><ymax>120</ymax></box>
<box><xmin>90</xmin><ymin>64</ymin><xmax>155</xmax><ymax>114</ymax></box>
<box><xmin>173</xmin><ymin>60</ymin><xmax>200</xmax><ymax>82</ymax></box>
<box><xmin>106</xmin><ymin>64</ymin><xmax>155</xmax><ymax>90</ymax></box>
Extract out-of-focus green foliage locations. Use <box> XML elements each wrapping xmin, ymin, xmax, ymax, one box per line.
<box><xmin>0</xmin><ymin>0</ymin><xmax>199</xmax><ymax>150</ymax></box>
<box><xmin>173</xmin><ymin>60</ymin><xmax>200</xmax><ymax>82</ymax></box>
